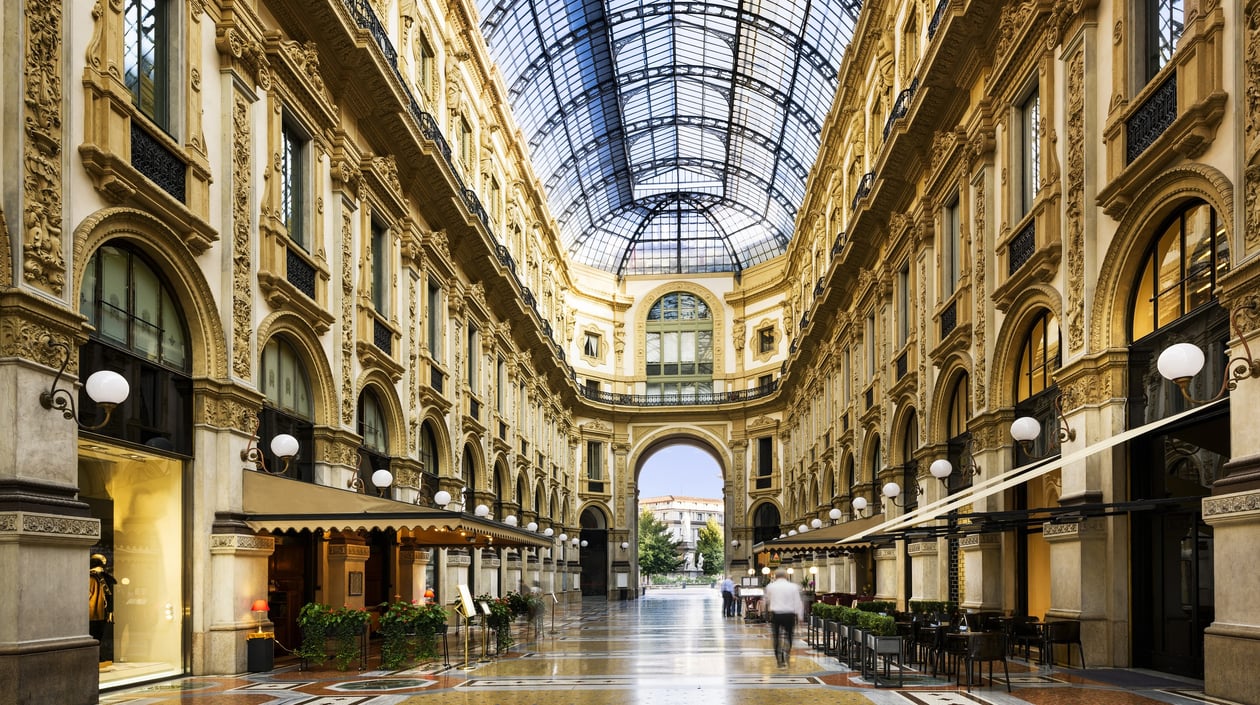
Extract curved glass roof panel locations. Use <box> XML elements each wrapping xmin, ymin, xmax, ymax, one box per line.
<box><xmin>476</xmin><ymin>0</ymin><xmax>863</xmax><ymax>276</ymax></box>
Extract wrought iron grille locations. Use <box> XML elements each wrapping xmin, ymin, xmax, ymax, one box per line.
<box><xmin>430</xmin><ymin>366</ymin><xmax>444</xmax><ymax>394</ymax></box>
<box><xmin>865</xmin><ymin>387</ymin><xmax>874</xmax><ymax>409</ymax></box>
<box><xmin>882</xmin><ymin>79</ymin><xmax>918</xmax><ymax>141</ymax></box>
<box><xmin>495</xmin><ymin>244</ymin><xmax>516</xmax><ymax>274</ymax></box>
<box><xmin>461</xmin><ymin>188</ymin><xmax>489</xmax><ymax>229</ymax></box>
<box><xmin>800</xmin><ymin>313</ymin><xmax>809</xmax><ymax>330</ymax></box>
<box><xmin>1008</xmin><ymin>220</ymin><xmax>1036</xmax><ymax>276</ymax></box>
<box><xmin>831</xmin><ymin>231</ymin><xmax>846</xmax><ymax>257</ymax></box>
<box><xmin>286</xmin><ymin>248</ymin><xmax>317</xmax><ymax>299</ymax></box>
<box><xmin>928</xmin><ymin>0</ymin><xmax>949</xmax><ymax>38</ymax></box>
<box><xmin>522</xmin><ymin>288</ymin><xmax>535</xmax><ymax>307</ymax></box>
<box><xmin>469</xmin><ymin>398</ymin><xmax>480</xmax><ymax>420</ymax></box>
<box><xmin>814</xmin><ymin>277</ymin><xmax>825</xmax><ymax>297</ymax></box>
<box><xmin>373</xmin><ymin>317</ymin><xmax>392</xmax><ymax>355</ymax></box>
<box><xmin>498</xmin><ymin>421</ymin><xmax>507</xmax><ymax>440</ymax></box>
<box><xmin>1126</xmin><ymin>73</ymin><xmax>1177</xmax><ymax>164</ymax></box>
<box><xmin>852</xmin><ymin>171</ymin><xmax>875</xmax><ymax>211</ymax></box>
<box><xmin>940</xmin><ymin>299</ymin><xmax>957</xmax><ymax>338</ymax></box>
<box><xmin>896</xmin><ymin>351</ymin><xmax>908</xmax><ymax>380</ymax></box>
<box><xmin>131</xmin><ymin>122</ymin><xmax>186</xmax><ymax>203</ymax></box>
<box><xmin>576</xmin><ymin>379</ymin><xmax>776</xmax><ymax>406</ymax></box>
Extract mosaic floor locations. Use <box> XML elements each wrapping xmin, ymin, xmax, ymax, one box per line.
<box><xmin>102</xmin><ymin>589</ymin><xmax>1229</xmax><ymax>705</ymax></box>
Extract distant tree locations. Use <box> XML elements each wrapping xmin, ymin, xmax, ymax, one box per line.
<box><xmin>696</xmin><ymin>518</ymin><xmax>723</xmax><ymax>576</ymax></box>
<box><xmin>638</xmin><ymin>509</ymin><xmax>682</xmax><ymax>581</ymax></box>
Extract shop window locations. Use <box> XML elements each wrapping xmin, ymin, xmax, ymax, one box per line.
<box><xmin>1130</xmin><ymin>202</ymin><xmax>1228</xmax><ymax>341</ymax></box>
<box><xmin>358</xmin><ymin>390</ymin><xmax>391</xmax><ymax>498</ymax></box>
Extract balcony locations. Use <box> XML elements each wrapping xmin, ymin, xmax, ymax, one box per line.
<box><xmin>577</xmin><ymin>380</ymin><xmax>777</xmax><ymax>407</ymax></box>
<box><xmin>1125</xmin><ymin>73</ymin><xmax>1176</xmax><ymax>165</ymax></box>
<box><xmin>851</xmin><ymin>172</ymin><xmax>875</xmax><ymax>211</ymax></box>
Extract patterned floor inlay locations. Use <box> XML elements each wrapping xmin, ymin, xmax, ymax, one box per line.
<box><xmin>99</xmin><ymin>589</ymin><xmax>1238</xmax><ymax>705</ymax></box>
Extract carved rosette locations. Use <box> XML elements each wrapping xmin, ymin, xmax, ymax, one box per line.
<box><xmin>1066</xmin><ymin>50</ymin><xmax>1086</xmax><ymax>351</ymax></box>
<box><xmin>232</xmin><ymin>97</ymin><xmax>253</xmax><ymax>378</ymax></box>
<box><xmin>22</xmin><ymin>0</ymin><xmax>66</xmax><ymax>295</ymax></box>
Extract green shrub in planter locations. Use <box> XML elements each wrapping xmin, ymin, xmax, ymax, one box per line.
<box><xmin>297</xmin><ymin>602</ymin><xmax>333</xmax><ymax>666</ymax></box>
<box><xmin>838</xmin><ymin>606</ymin><xmax>861</xmax><ymax>625</ymax></box>
<box><xmin>297</xmin><ymin>603</ymin><xmax>370</xmax><ymax>670</ymax></box>
<box><xmin>377</xmin><ymin>600</ymin><xmax>450</xmax><ymax>669</ymax></box>
<box><xmin>855</xmin><ymin>600</ymin><xmax>897</xmax><ymax>614</ymax></box>
<box><xmin>477</xmin><ymin>595</ymin><xmax>515</xmax><ymax>652</ymax></box>
<box><xmin>857</xmin><ymin>611</ymin><xmax>897</xmax><ymax>636</ymax></box>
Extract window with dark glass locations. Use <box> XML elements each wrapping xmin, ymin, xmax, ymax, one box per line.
<box><xmin>646</xmin><ymin>292</ymin><xmax>713</xmax><ymax>398</ymax></box>
<box><xmin>1020</xmin><ymin>89</ymin><xmax>1040</xmax><ymax>216</ymax></box>
<box><xmin>1143</xmin><ymin>0</ymin><xmax>1184</xmax><ymax>82</ymax></box>
<box><xmin>1016</xmin><ymin>310</ymin><xmax>1060</xmax><ymax>402</ymax></box>
<box><xmin>427</xmin><ymin>281</ymin><xmax>443</xmax><ymax>363</ymax></box>
<box><xmin>281</xmin><ymin>120</ymin><xmax>309</xmax><ymax>249</ymax></box>
<box><xmin>897</xmin><ymin>265</ymin><xmax>910</xmax><ymax>347</ymax></box>
<box><xmin>123</xmin><ymin>0</ymin><xmax>170</xmax><ymax>128</ymax></box>
<box><xmin>260</xmin><ymin>337</ymin><xmax>315</xmax><ymax>481</ymax></box>
<box><xmin>79</xmin><ymin>243</ymin><xmax>192</xmax><ymax>453</ymax></box>
<box><xmin>758</xmin><ymin>327</ymin><xmax>775</xmax><ymax>354</ymax></box>
<box><xmin>466</xmin><ymin>325</ymin><xmax>478</xmax><ymax>392</ymax></box>
<box><xmin>358</xmin><ymin>390</ymin><xmax>391</xmax><ymax>498</ymax></box>
<box><xmin>496</xmin><ymin>357</ymin><xmax>506</xmax><ymax>412</ymax></box>
<box><xmin>1130</xmin><ymin>202</ymin><xmax>1228</xmax><ymax>341</ymax></box>
<box><xmin>943</xmin><ymin>198</ymin><xmax>960</xmax><ymax>297</ymax></box>
<box><xmin>586</xmin><ymin>441</ymin><xmax>603</xmax><ymax>481</ymax></box>
<box><xmin>756</xmin><ymin>437</ymin><xmax>773</xmax><ymax>476</ymax></box>
<box><xmin>371</xmin><ymin>221</ymin><xmax>389</xmax><ymax>315</ymax></box>
<box><xmin>945</xmin><ymin>373</ymin><xmax>971</xmax><ymax>493</ymax></box>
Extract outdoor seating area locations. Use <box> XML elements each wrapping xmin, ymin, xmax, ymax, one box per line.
<box><xmin>806</xmin><ymin>602</ymin><xmax>1086</xmax><ymax>690</ymax></box>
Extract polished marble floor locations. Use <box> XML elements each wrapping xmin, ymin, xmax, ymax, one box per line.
<box><xmin>101</xmin><ymin>588</ymin><xmax>1228</xmax><ymax>705</ymax></box>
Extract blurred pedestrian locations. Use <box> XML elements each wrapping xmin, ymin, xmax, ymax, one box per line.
<box><xmin>720</xmin><ymin>575</ymin><xmax>735</xmax><ymax>617</ymax></box>
<box><xmin>763</xmin><ymin>568</ymin><xmax>804</xmax><ymax>666</ymax></box>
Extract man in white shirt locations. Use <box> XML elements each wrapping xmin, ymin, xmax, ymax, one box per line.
<box><xmin>720</xmin><ymin>575</ymin><xmax>735</xmax><ymax>617</ymax></box>
<box><xmin>763</xmin><ymin>568</ymin><xmax>804</xmax><ymax>667</ymax></box>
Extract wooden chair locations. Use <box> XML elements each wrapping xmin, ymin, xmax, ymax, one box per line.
<box><xmin>962</xmin><ymin>632</ymin><xmax>1010</xmax><ymax>692</ymax></box>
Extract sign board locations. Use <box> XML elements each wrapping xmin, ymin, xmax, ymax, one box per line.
<box><xmin>456</xmin><ymin>584</ymin><xmax>476</xmax><ymax>618</ymax></box>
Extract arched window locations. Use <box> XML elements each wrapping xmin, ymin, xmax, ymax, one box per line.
<box><xmin>260</xmin><ymin>337</ymin><xmax>315</xmax><ymax>480</ymax></box>
<box><xmin>357</xmin><ymin>389</ymin><xmax>391</xmax><ymax>498</ymax></box>
<box><xmin>79</xmin><ymin>243</ymin><xmax>191</xmax><ymax>452</ymax></box>
<box><xmin>1131</xmin><ymin>201</ymin><xmax>1229</xmax><ymax>341</ymax></box>
<box><xmin>752</xmin><ymin>502</ymin><xmax>781</xmax><ymax>545</ymax></box>
<box><xmin>1014</xmin><ymin>310</ymin><xmax>1062</xmax><ymax>460</ymax></box>
<box><xmin>900</xmin><ymin>411</ymin><xmax>918</xmax><ymax>512</ymax></box>
<box><xmin>645</xmin><ymin>292</ymin><xmax>713</xmax><ymax>400</ymax></box>
<box><xmin>462</xmin><ymin>446</ymin><xmax>476</xmax><ymax>510</ymax></box>
<box><xmin>945</xmin><ymin>373</ymin><xmax>972</xmax><ymax>493</ymax></box>
<box><xmin>419</xmin><ymin>421</ymin><xmax>440</xmax><ymax>504</ymax></box>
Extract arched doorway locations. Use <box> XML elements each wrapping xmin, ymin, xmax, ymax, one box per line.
<box><xmin>579</xmin><ymin>506</ymin><xmax>609</xmax><ymax>596</ymax></box>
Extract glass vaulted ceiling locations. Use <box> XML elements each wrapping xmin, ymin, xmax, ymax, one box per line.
<box><xmin>475</xmin><ymin>0</ymin><xmax>863</xmax><ymax>276</ymax></box>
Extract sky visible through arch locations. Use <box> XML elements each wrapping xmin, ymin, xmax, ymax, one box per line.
<box><xmin>637</xmin><ymin>445</ymin><xmax>723</xmax><ymax>500</ymax></box>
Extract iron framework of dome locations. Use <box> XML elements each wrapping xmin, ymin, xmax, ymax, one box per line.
<box><xmin>475</xmin><ymin>0</ymin><xmax>863</xmax><ymax>276</ymax></box>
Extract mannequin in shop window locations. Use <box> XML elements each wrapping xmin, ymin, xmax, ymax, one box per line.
<box><xmin>89</xmin><ymin>553</ymin><xmax>117</xmax><ymax>663</ymax></box>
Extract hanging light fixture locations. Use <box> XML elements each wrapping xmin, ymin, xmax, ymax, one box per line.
<box><xmin>38</xmin><ymin>335</ymin><xmax>130</xmax><ymax>430</ymax></box>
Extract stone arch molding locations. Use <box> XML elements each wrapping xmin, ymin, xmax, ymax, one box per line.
<box><xmin>353</xmin><ymin>369</ymin><xmax>409</xmax><ymax>458</ymax></box>
<box><xmin>988</xmin><ymin>283</ymin><xmax>1063</xmax><ymax>411</ymax></box>
<box><xmin>1090</xmin><ymin>164</ymin><xmax>1235</xmax><ymax>354</ymax></box>
<box><xmin>73</xmin><ymin>207</ymin><xmax>229</xmax><ymax>379</ymax></box>
<box><xmin>257</xmin><ymin>310</ymin><xmax>339</xmax><ymax>427</ymax></box>
<box><xmin>627</xmin><ymin>424</ymin><xmax>732</xmax><ymax>481</ymax></box>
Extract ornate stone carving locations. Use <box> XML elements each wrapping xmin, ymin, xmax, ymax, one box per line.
<box><xmin>1247</xmin><ymin>2</ymin><xmax>1260</xmax><ymax>163</ymax></box>
<box><xmin>210</xmin><ymin>534</ymin><xmax>275</xmax><ymax>551</ymax></box>
<box><xmin>973</xmin><ymin>175</ymin><xmax>987</xmax><ymax>410</ymax></box>
<box><xmin>282</xmin><ymin>39</ymin><xmax>328</xmax><ymax>98</ymax></box>
<box><xmin>341</xmin><ymin>210</ymin><xmax>355</xmax><ymax>424</ymax></box>
<box><xmin>0</xmin><ymin>511</ymin><xmax>100</xmax><ymax>539</ymax></box>
<box><xmin>1203</xmin><ymin>489</ymin><xmax>1260</xmax><ymax>518</ymax></box>
<box><xmin>1066</xmin><ymin>50</ymin><xmax>1086</xmax><ymax>351</ymax></box>
<box><xmin>1248</xmin><ymin>162</ymin><xmax>1260</xmax><ymax>252</ymax></box>
<box><xmin>22</xmin><ymin>0</ymin><xmax>66</xmax><ymax>294</ymax></box>
<box><xmin>232</xmin><ymin>98</ymin><xmax>253</xmax><ymax>378</ymax></box>
<box><xmin>370</xmin><ymin>155</ymin><xmax>402</xmax><ymax>198</ymax></box>
<box><xmin>995</xmin><ymin>1</ymin><xmax>1037</xmax><ymax>70</ymax></box>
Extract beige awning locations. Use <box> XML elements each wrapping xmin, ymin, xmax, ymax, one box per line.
<box><xmin>242</xmin><ymin>471</ymin><xmax>551</xmax><ymax>548</ymax></box>
<box><xmin>754</xmin><ymin>514</ymin><xmax>883</xmax><ymax>552</ymax></box>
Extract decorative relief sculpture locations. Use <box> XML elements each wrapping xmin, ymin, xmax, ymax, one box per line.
<box><xmin>232</xmin><ymin>98</ymin><xmax>254</xmax><ymax>378</ymax></box>
<box><xmin>23</xmin><ymin>0</ymin><xmax>65</xmax><ymax>295</ymax></box>
<box><xmin>1066</xmin><ymin>50</ymin><xmax>1086</xmax><ymax>351</ymax></box>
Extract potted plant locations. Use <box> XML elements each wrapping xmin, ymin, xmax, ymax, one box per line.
<box><xmin>327</xmin><ymin>605</ymin><xmax>371</xmax><ymax>670</ymax></box>
<box><xmin>296</xmin><ymin>602</ymin><xmax>333</xmax><ymax>667</ymax></box>
<box><xmin>860</xmin><ymin>612</ymin><xmax>903</xmax><ymax>686</ymax></box>
<box><xmin>478</xmin><ymin>594</ymin><xmax>515</xmax><ymax>652</ymax></box>
<box><xmin>378</xmin><ymin>600</ymin><xmax>420</xmax><ymax>669</ymax></box>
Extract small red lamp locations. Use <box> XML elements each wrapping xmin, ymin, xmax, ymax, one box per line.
<box><xmin>251</xmin><ymin>599</ymin><xmax>269</xmax><ymax>633</ymax></box>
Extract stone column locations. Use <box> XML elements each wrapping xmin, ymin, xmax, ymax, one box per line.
<box><xmin>1203</xmin><ymin>490</ymin><xmax>1260</xmax><ymax>704</ymax></box>
<box><xmin>908</xmin><ymin>541</ymin><xmax>940</xmax><ymax>603</ymax></box>
<box><xmin>959</xmin><ymin>534</ymin><xmax>1002</xmax><ymax>610</ymax></box>
<box><xmin>327</xmin><ymin>533</ymin><xmax>370</xmax><ymax>610</ymax></box>
<box><xmin>480</xmin><ymin>550</ymin><xmax>500</xmax><ymax>596</ymax></box>
<box><xmin>396</xmin><ymin>542</ymin><xmax>430</xmax><ymax>602</ymax></box>
<box><xmin>1043</xmin><ymin>517</ymin><xmax>1108</xmax><ymax>666</ymax></box>
<box><xmin>874</xmin><ymin>547</ymin><xmax>898</xmax><ymax>600</ymax></box>
<box><xmin>503</xmin><ymin>549</ymin><xmax>523</xmax><ymax>594</ymax></box>
<box><xmin>205</xmin><ymin>527</ymin><xmax>274</xmax><ymax>674</ymax></box>
<box><xmin>0</xmin><ymin>306</ymin><xmax>101</xmax><ymax>705</ymax></box>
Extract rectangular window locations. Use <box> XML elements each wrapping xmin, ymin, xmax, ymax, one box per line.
<box><xmin>123</xmin><ymin>0</ymin><xmax>170</xmax><ymax>129</ymax></box>
<box><xmin>457</xmin><ymin>117</ymin><xmax>474</xmax><ymax>173</ymax></box>
<box><xmin>758</xmin><ymin>327</ymin><xmax>775</xmax><ymax>354</ymax></box>
<box><xmin>281</xmin><ymin>121</ymin><xmax>308</xmax><ymax>249</ymax></box>
<box><xmin>758</xmin><ymin>373</ymin><xmax>773</xmax><ymax>388</ymax></box>
<box><xmin>371</xmin><ymin>222</ymin><xmax>389</xmax><ymax>314</ymax></box>
<box><xmin>843</xmin><ymin>348</ymin><xmax>851</xmax><ymax>400</ymax></box>
<box><xmin>897</xmin><ymin>265</ymin><xmax>910</xmax><ymax>347</ymax></box>
<box><xmin>585</xmin><ymin>378</ymin><xmax>600</xmax><ymax>394</ymax></box>
<box><xmin>1021</xmin><ymin>89</ymin><xmax>1041</xmax><ymax>216</ymax></box>
<box><xmin>583</xmin><ymin>332</ymin><xmax>600</xmax><ymax>357</ymax></box>
<box><xmin>1145</xmin><ymin>0</ymin><xmax>1185</xmax><ymax>82</ymax></box>
<box><xmin>586</xmin><ymin>441</ymin><xmax>603</xmax><ymax>481</ymax></box>
<box><xmin>865</xmin><ymin>314</ymin><xmax>876</xmax><ymax>381</ymax></box>
<box><xmin>943</xmin><ymin>198</ymin><xmax>960</xmax><ymax>297</ymax></box>
<box><xmin>427</xmin><ymin>282</ymin><xmax>442</xmax><ymax>363</ymax></box>
<box><xmin>466</xmin><ymin>325</ymin><xmax>478</xmax><ymax>392</ymax></box>
<box><xmin>757</xmin><ymin>437</ymin><xmax>773</xmax><ymax>476</ymax></box>
<box><xmin>417</xmin><ymin>33</ymin><xmax>436</xmax><ymax>100</ymax></box>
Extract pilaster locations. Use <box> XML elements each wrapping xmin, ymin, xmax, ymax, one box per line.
<box><xmin>1202</xmin><ymin>489</ymin><xmax>1260</xmax><ymax>704</ymax></box>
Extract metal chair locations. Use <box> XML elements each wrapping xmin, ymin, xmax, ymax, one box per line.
<box><xmin>962</xmin><ymin>632</ymin><xmax>1010</xmax><ymax>692</ymax></box>
<box><xmin>1043</xmin><ymin>620</ymin><xmax>1085</xmax><ymax>668</ymax></box>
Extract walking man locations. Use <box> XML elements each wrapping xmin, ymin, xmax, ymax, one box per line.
<box><xmin>763</xmin><ymin>567</ymin><xmax>804</xmax><ymax>667</ymax></box>
<box><xmin>720</xmin><ymin>575</ymin><xmax>735</xmax><ymax>617</ymax></box>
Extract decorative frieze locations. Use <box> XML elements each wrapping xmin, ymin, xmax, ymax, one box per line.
<box><xmin>958</xmin><ymin>534</ymin><xmax>1001</xmax><ymax>549</ymax></box>
<box><xmin>0</xmin><ymin>511</ymin><xmax>100</xmax><ymax>540</ymax></box>
<box><xmin>1202</xmin><ymin>489</ymin><xmax>1260</xmax><ymax>524</ymax></box>
<box><xmin>232</xmin><ymin>96</ymin><xmax>253</xmax><ymax>379</ymax></box>
<box><xmin>908</xmin><ymin>541</ymin><xmax>938</xmax><ymax>556</ymax></box>
<box><xmin>209</xmin><ymin>534</ymin><xmax>275</xmax><ymax>554</ymax></box>
<box><xmin>22</xmin><ymin>0</ymin><xmax>66</xmax><ymax>295</ymax></box>
<box><xmin>1065</xmin><ymin>48</ymin><xmax>1086</xmax><ymax>351</ymax></box>
<box><xmin>328</xmin><ymin>544</ymin><xmax>372</xmax><ymax>559</ymax></box>
<box><xmin>875</xmin><ymin>548</ymin><xmax>897</xmax><ymax>561</ymax></box>
<box><xmin>1042</xmin><ymin>517</ymin><xmax>1106</xmax><ymax>540</ymax></box>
